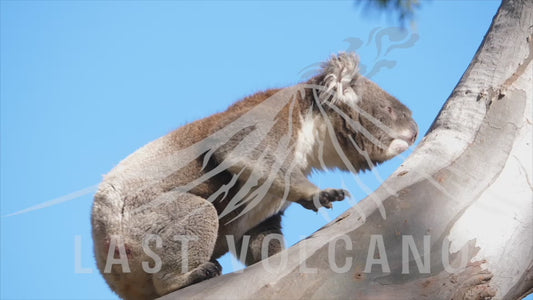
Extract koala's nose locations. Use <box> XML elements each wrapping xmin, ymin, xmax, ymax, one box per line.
<box><xmin>398</xmin><ymin>120</ymin><xmax>418</xmax><ymax>145</ymax></box>
<box><xmin>408</xmin><ymin>120</ymin><xmax>418</xmax><ymax>145</ymax></box>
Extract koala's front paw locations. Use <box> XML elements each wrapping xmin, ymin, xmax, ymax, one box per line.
<box><xmin>190</xmin><ymin>261</ymin><xmax>222</xmax><ymax>284</ymax></box>
<box><xmin>297</xmin><ymin>188</ymin><xmax>350</xmax><ymax>212</ymax></box>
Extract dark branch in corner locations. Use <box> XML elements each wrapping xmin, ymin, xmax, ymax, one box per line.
<box><xmin>355</xmin><ymin>0</ymin><xmax>422</xmax><ymax>24</ymax></box>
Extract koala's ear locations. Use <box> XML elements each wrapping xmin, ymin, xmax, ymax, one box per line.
<box><xmin>319</xmin><ymin>52</ymin><xmax>360</xmax><ymax>106</ymax></box>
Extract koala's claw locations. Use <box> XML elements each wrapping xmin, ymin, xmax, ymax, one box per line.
<box><xmin>210</xmin><ymin>259</ymin><xmax>222</xmax><ymax>272</ymax></box>
<box><xmin>297</xmin><ymin>188</ymin><xmax>350</xmax><ymax>212</ymax></box>
<box><xmin>318</xmin><ymin>188</ymin><xmax>350</xmax><ymax>209</ymax></box>
<box><xmin>204</xmin><ymin>261</ymin><xmax>222</xmax><ymax>278</ymax></box>
<box><xmin>190</xmin><ymin>261</ymin><xmax>222</xmax><ymax>284</ymax></box>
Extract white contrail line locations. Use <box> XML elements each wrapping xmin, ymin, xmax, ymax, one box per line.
<box><xmin>3</xmin><ymin>184</ymin><xmax>99</xmax><ymax>217</ymax></box>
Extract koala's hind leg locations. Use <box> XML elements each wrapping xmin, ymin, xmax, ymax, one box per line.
<box><xmin>142</xmin><ymin>192</ymin><xmax>220</xmax><ymax>296</ymax></box>
<box><xmin>236</xmin><ymin>212</ymin><xmax>284</xmax><ymax>266</ymax></box>
<box><xmin>154</xmin><ymin>260</ymin><xmax>221</xmax><ymax>295</ymax></box>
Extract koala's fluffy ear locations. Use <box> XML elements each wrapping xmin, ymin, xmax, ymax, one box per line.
<box><xmin>319</xmin><ymin>52</ymin><xmax>360</xmax><ymax>105</ymax></box>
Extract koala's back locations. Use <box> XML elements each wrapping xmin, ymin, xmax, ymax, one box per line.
<box><xmin>93</xmin><ymin>88</ymin><xmax>284</xmax><ymax>235</ymax></box>
<box><xmin>91</xmin><ymin>89</ymin><xmax>291</xmax><ymax>299</ymax></box>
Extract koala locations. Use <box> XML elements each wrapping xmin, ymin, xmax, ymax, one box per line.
<box><xmin>91</xmin><ymin>52</ymin><xmax>418</xmax><ymax>299</ymax></box>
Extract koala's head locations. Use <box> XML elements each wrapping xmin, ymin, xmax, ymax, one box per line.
<box><xmin>314</xmin><ymin>52</ymin><xmax>418</xmax><ymax>169</ymax></box>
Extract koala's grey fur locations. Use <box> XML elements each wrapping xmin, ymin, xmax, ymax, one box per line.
<box><xmin>91</xmin><ymin>52</ymin><xmax>418</xmax><ymax>299</ymax></box>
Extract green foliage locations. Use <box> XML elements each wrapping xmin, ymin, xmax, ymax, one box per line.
<box><xmin>356</xmin><ymin>0</ymin><xmax>422</xmax><ymax>23</ymax></box>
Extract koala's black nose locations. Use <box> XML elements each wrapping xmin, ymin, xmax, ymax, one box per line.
<box><xmin>399</xmin><ymin>120</ymin><xmax>418</xmax><ymax>145</ymax></box>
<box><xmin>409</xmin><ymin>120</ymin><xmax>419</xmax><ymax>145</ymax></box>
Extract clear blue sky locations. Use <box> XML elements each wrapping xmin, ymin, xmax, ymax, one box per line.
<box><xmin>3</xmin><ymin>1</ymin><xmax>525</xmax><ymax>299</ymax></box>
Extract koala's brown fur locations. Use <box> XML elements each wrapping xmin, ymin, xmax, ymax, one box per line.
<box><xmin>91</xmin><ymin>52</ymin><xmax>418</xmax><ymax>299</ymax></box>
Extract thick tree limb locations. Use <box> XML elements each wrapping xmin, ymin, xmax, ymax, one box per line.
<box><xmin>162</xmin><ymin>0</ymin><xmax>532</xmax><ymax>298</ymax></box>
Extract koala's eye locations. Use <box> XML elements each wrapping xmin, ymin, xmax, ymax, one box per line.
<box><xmin>383</xmin><ymin>105</ymin><xmax>397</xmax><ymax>120</ymax></box>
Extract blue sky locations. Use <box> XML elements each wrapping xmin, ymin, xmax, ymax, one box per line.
<box><xmin>2</xmin><ymin>1</ymin><xmax>522</xmax><ymax>299</ymax></box>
